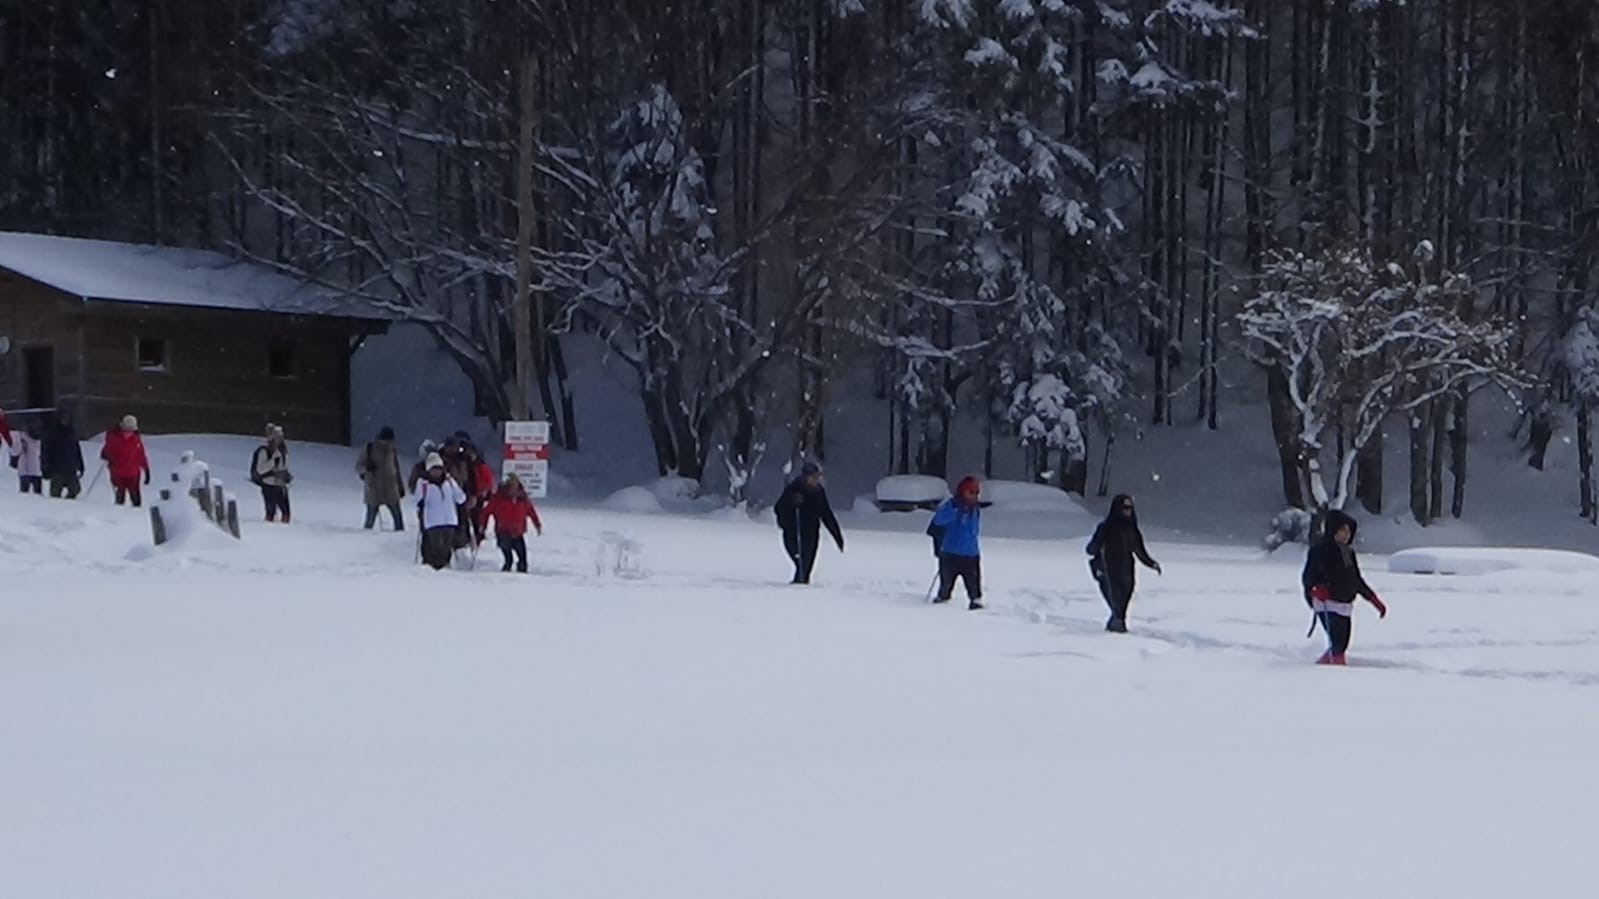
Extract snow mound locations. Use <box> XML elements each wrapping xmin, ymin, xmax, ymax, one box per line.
<box><xmin>874</xmin><ymin>475</ymin><xmax>948</xmax><ymax>510</ymax></box>
<box><xmin>981</xmin><ymin>480</ymin><xmax>1095</xmax><ymax>520</ymax></box>
<box><xmin>1388</xmin><ymin>547</ymin><xmax>1599</xmax><ymax>577</ymax></box>
<box><xmin>602</xmin><ymin>486</ymin><xmax>665</xmax><ymax>515</ymax></box>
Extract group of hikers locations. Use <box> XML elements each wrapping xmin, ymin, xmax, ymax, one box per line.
<box><xmin>2</xmin><ymin>410</ymin><xmax>543</xmax><ymax>577</ymax></box>
<box><xmin>354</xmin><ymin>427</ymin><xmax>542</xmax><ymax>573</ymax></box>
<box><xmin>773</xmin><ymin>464</ymin><xmax>1385</xmax><ymax>665</ymax></box>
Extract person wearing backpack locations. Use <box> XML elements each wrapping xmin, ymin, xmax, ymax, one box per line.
<box><xmin>773</xmin><ymin>461</ymin><xmax>844</xmax><ymax>585</ymax></box>
<box><xmin>928</xmin><ymin>475</ymin><xmax>984</xmax><ymax>610</ymax></box>
<box><xmin>250</xmin><ymin>423</ymin><xmax>293</xmax><ymax>523</ymax></box>
<box><xmin>415</xmin><ymin>452</ymin><xmax>467</xmax><ymax>570</ymax></box>
<box><xmin>1301</xmin><ymin>509</ymin><xmax>1387</xmax><ymax>665</ymax></box>
<box><xmin>1086</xmin><ymin>494</ymin><xmax>1163</xmax><ymax>633</ymax></box>
<box><xmin>355</xmin><ymin>425</ymin><xmax>406</xmax><ymax>531</ymax></box>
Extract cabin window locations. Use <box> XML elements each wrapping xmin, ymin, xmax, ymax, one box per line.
<box><xmin>268</xmin><ymin>345</ymin><xmax>295</xmax><ymax>379</ymax></box>
<box><xmin>136</xmin><ymin>338</ymin><xmax>168</xmax><ymax>372</ymax></box>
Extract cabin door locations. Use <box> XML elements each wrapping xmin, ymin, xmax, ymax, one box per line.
<box><xmin>22</xmin><ymin>345</ymin><xmax>54</xmax><ymax>410</ymax></box>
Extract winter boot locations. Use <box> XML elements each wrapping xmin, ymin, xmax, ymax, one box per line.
<box><xmin>1106</xmin><ymin>617</ymin><xmax>1128</xmax><ymax>633</ymax></box>
<box><xmin>1315</xmin><ymin>651</ymin><xmax>1347</xmax><ymax>666</ymax></box>
<box><xmin>968</xmin><ymin>599</ymin><xmax>985</xmax><ymax>611</ymax></box>
<box><xmin>932</xmin><ymin>594</ymin><xmax>951</xmax><ymax>604</ymax></box>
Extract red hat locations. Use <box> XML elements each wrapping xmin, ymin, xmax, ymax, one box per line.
<box><xmin>955</xmin><ymin>475</ymin><xmax>981</xmax><ymax>497</ymax></box>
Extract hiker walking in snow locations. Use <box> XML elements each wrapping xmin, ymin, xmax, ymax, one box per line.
<box><xmin>1301</xmin><ymin>509</ymin><xmax>1387</xmax><ymax>666</ymax></box>
<box><xmin>40</xmin><ymin>409</ymin><xmax>84</xmax><ymax>499</ymax></box>
<box><xmin>464</xmin><ymin>441</ymin><xmax>495</xmax><ymax>545</ymax></box>
<box><xmin>484</xmin><ymin>473</ymin><xmax>543</xmax><ymax>573</ymax></box>
<box><xmin>101</xmin><ymin>414</ymin><xmax>152</xmax><ymax>507</ymax></box>
<box><xmin>774</xmin><ymin>462</ymin><xmax>845</xmax><ymax>585</ymax></box>
<box><xmin>10</xmin><ymin>422</ymin><xmax>42</xmax><ymax>494</ymax></box>
<box><xmin>1086</xmin><ymin>493</ymin><xmax>1162</xmax><ymax>633</ymax></box>
<box><xmin>441</xmin><ymin>433</ymin><xmax>477</xmax><ymax>549</ymax></box>
<box><xmin>416</xmin><ymin>452</ymin><xmax>467</xmax><ymax>570</ymax></box>
<box><xmin>408</xmin><ymin>439</ymin><xmax>440</xmax><ymax>494</ymax></box>
<box><xmin>250</xmin><ymin>423</ymin><xmax>293</xmax><ymax>523</ymax></box>
<box><xmin>357</xmin><ymin>425</ymin><xmax>406</xmax><ymax>531</ymax></box>
<box><xmin>929</xmin><ymin>475</ymin><xmax>984</xmax><ymax>610</ymax></box>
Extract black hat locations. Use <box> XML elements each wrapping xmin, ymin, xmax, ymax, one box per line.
<box><xmin>800</xmin><ymin>461</ymin><xmax>822</xmax><ymax>477</ymax></box>
<box><xmin>378</xmin><ymin>426</ymin><xmax>395</xmax><ymax>441</ymax></box>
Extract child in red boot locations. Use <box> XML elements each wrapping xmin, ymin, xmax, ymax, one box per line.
<box><xmin>1301</xmin><ymin>510</ymin><xmax>1387</xmax><ymax>664</ymax></box>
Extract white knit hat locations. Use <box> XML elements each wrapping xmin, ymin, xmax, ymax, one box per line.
<box><xmin>120</xmin><ymin>414</ymin><xmax>138</xmax><ymax>431</ymax></box>
<box><xmin>424</xmin><ymin>452</ymin><xmax>445</xmax><ymax>470</ymax></box>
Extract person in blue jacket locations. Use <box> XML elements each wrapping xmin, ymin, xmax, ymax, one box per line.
<box><xmin>928</xmin><ymin>475</ymin><xmax>984</xmax><ymax>610</ymax></box>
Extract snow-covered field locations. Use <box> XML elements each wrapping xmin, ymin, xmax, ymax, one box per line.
<box><xmin>3</xmin><ymin>436</ymin><xmax>1597</xmax><ymax>898</ymax></box>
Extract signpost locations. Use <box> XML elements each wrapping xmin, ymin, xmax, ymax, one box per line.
<box><xmin>503</xmin><ymin>421</ymin><xmax>550</xmax><ymax>497</ymax></box>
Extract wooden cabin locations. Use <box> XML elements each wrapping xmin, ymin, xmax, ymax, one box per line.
<box><xmin>0</xmin><ymin>232</ymin><xmax>387</xmax><ymax>444</ymax></box>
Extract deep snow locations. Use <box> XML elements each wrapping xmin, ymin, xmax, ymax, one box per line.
<box><xmin>2</xmin><ymin>435</ymin><xmax>1597</xmax><ymax>898</ymax></box>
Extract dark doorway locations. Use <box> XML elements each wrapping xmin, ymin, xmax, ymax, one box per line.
<box><xmin>22</xmin><ymin>345</ymin><xmax>54</xmax><ymax>409</ymax></box>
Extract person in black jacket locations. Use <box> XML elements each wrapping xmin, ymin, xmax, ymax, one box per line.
<box><xmin>1086</xmin><ymin>493</ymin><xmax>1162</xmax><ymax>633</ymax></box>
<box><xmin>773</xmin><ymin>461</ymin><xmax>844</xmax><ymax>584</ymax></box>
<box><xmin>1301</xmin><ymin>509</ymin><xmax>1387</xmax><ymax>665</ymax></box>
<box><xmin>39</xmin><ymin>409</ymin><xmax>85</xmax><ymax>499</ymax></box>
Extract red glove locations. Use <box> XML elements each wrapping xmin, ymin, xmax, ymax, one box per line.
<box><xmin>1366</xmin><ymin>594</ymin><xmax>1387</xmax><ymax>619</ymax></box>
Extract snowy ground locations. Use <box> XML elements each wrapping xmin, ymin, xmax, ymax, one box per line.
<box><xmin>3</xmin><ymin>436</ymin><xmax>1597</xmax><ymax>898</ymax></box>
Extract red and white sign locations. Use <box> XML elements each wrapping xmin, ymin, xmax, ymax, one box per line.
<box><xmin>503</xmin><ymin>421</ymin><xmax>550</xmax><ymax>497</ymax></box>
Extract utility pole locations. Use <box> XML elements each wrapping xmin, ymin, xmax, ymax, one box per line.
<box><xmin>514</xmin><ymin>52</ymin><xmax>545</xmax><ymax>421</ymax></box>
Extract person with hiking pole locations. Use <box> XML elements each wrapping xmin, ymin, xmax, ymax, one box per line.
<box><xmin>1086</xmin><ymin>494</ymin><xmax>1162</xmax><ymax>633</ymax></box>
<box><xmin>415</xmin><ymin>452</ymin><xmax>466</xmax><ymax>571</ymax></box>
<box><xmin>1301</xmin><ymin>509</ymin><xmax>1387</xmax><ymax>665</ymax></box>
<box><xmin>773</xmin><ymin>461</ymin><xmax>844</xmax><ymax>585</ymax></box>
<box><xmin>928</xmin><ymin>475</ymin><xmax>985</xmax><ymax>610</ymax></box>
<box><xmin>40</xmin><ymin>409</ymin><xmax>85</xmax><ymax>499</ymax></box>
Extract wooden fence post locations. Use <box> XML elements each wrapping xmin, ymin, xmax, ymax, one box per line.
<box><xmin>150</xmin><ymin>506</ymin><xmax>167</xmax><ymax>546</ymax></box>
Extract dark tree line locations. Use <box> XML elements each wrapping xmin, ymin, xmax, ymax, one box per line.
<box><xmin>4</xmin><ymin>0</ymin><xmax>1599</xmax><ymax>519</ymax></box>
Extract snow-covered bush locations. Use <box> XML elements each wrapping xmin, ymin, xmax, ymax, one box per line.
<box><xmin>1263</xmin><ymin>507</ymin><xmax>1313</xmax><ymax>552</ymax></box>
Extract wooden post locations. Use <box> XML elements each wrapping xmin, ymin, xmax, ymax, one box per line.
<box><xmin>213</xmin><ymin>485</ymin><xmax>226</xmax><ymax>524</ymax></box>
<box><xmin>150</xmin><ymin>506</ymin><xmax>167</xmax><ymax>546</ymax></box>
<box><xmin>195</xmin><ymin>484</ymin><xmax>213</xmax><ymax>517</ymax></box>
<box><xmin>226</xmin><ymin>498</ymin><xmax>240</xmax><ymax>539</ymax></box>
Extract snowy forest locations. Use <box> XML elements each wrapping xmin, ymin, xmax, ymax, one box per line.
<box><xmin>3</xmin><ymin>0</ymin><xmax>1599</xmax><ymax>524</ymax></box>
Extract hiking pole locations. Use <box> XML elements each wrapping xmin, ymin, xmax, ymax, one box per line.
<box><xmin>82</xmin><ymin>462</ymin><xmax>106</xmax><ymax>499</ymax></box>
<box><xmin>924</xmin><ymin>571</ymin><xmax>940</xmax><ymax>603</ymax></box>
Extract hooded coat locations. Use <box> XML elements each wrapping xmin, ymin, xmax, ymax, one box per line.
<box><xmin>40</xmin><ymin>414</ymin><xmax>84</xmax><ymax>480</ymax></box>
<box><xmin>1086</xmin><ymin>494</ymin><xmax>1158</xmax><ymax>597</ymax></box>
<box><xmin>1301</xmin><ymin>510</ymin><xmax>1376</xmax><ymax>606</ymax></box>
<box><xmin>357</xmin><ymin>437</ymin><xmax>406</xmax><ymax>506</ymax></box>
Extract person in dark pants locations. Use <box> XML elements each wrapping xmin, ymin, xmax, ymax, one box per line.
<box><xmin>1086</xmin><ymin>494</ymin><xmax>1162</xmax><ymax>633</ymax></box>
<box><xmin>929</xmin><ymin>475</ymin><xmax>984</xmax><ymax>610</ymax></box>
<box><xmin>773</xmin><ymin>461</ymin><xmax>844</xmax><ymax>584</ymax></box>
<box><xmin>40</xmin><ymin>410</ymin><xmax>84</xmax><ymax>499</ymax></box>
<box><xmin>250</xmin><ymin>423</ymin><xmax>293</xmax><ymax>522</ymax></box>
<box><xmin>484</xmin><ymin>473</ymin><xmax>543</xmax><ymax>573</ymax></box>
<box><xmin>1301</xmin><ymin>509</ymin><xmax>1387</xmax><ymax>665</ymax></box>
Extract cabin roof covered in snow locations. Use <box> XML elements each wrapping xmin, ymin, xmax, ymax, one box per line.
<box><xmin>0</xmin><ymin>231</ymin><xmax>385</xmax><ymax>320</ymax></box>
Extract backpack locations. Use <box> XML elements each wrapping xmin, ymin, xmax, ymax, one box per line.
<box><xmin>248</xmin><ymin>446</ymin><xmax>265</xmax><ymax>486</ymax></box>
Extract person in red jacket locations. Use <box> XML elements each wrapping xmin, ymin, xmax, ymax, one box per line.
<box><xmin>0</xmin><ymin>407</ymin><xmax>13</xmax><ymax>448</ymax></box>
<box><xmin>467</xmin><ymin>443</ymin><xmax>497</xmax><ymax>545</ymax></box>
<box><xmin>484</xmin><ymin>473</ymin><xmax>542</xmax><ymax>573</ymax></box>
<box><xmin>101</xmin><ymin>414</ymin><xmax>152</xmax><ymax>507</ymax></box>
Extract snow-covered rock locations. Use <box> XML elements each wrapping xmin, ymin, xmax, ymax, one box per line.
<box><xmin>874</xmin><ymin>475</ymin><xmax>949</xmax><ymax>511</ymax></box>
<box><xmin>1388</xmin><ymin>547</ymin><xmax>1599</xmax><ymax>577</ymax></box>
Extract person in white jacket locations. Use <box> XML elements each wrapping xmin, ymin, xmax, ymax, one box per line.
<box><xmin>10</xmin><ymin>423</ymin><xmax>43</xmax><ymax>494</ymax></box>
<box><xmin>415</xmin><ymin>452</ymin><xmax>466</xmax><ymax>570</ymax></box>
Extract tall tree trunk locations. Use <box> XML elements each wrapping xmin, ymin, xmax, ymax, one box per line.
<box><xmin>1266</xmin><ymin>366</ymin><xmax>1305</xmax><ymax>508</ymax></box>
